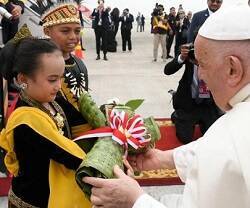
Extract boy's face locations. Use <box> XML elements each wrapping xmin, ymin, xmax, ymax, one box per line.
<box><xmin>44</xmin><ymin>23</ymin><xmax>81</xmax><ymax>56</ymax></box>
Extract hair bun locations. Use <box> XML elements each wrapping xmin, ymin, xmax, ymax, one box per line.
<box><xmin>0</xmin><ymin>41</ymin><xmax>17</xmax><ymax>81</ymax></box>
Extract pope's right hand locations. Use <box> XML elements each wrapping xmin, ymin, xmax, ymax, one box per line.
<box><xmin>128</xmin><ymin>148</ymin><xmax>175</xmax><ymax>172</ymax></box>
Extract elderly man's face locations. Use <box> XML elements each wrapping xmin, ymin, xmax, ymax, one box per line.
<box><xmin>195</xmin><ymin>36</ymin><xmax>227</xmax><ymax>110</ymax></box>
<box><xmin>207</xmin><ymin>0</ymin><xmax>223</xmax><ymax>12</ymax></box>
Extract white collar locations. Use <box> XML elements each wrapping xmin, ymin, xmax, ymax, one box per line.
<box><xmin>207</xmin><ymin>8</ymin><xmax>214</xmax><ymax>16</ymax></box>
<box><xmin>229</xmin><ymin>83</ymin><xmax>250</xmax><ymax>107</ymax></box>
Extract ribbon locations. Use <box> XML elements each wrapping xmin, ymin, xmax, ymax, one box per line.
<box><xmin>73</xmin><ymin>109</ymin><xmax>150</xmax><ymax>150</ymax></box>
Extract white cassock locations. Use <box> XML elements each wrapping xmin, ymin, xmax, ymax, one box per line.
<box><xmin>133</xmin><ymin>84</ymin><xmax>250</xmax><ymax>208</ymax></box>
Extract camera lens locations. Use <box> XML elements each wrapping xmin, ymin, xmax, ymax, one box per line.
<box><xmin>188</xmin><ymin>48</ymin><xmax>195</xmax><ymax>61</ymax></box>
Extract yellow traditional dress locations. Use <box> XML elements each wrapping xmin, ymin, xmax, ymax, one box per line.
<box><xmin>0</xmin><ymin>104</ymin><xmax>91</xmax><ymax>208</ymax></box>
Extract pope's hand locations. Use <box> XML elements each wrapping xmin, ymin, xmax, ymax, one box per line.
<box><xmin>83</xmin><ymin>165</ymin><xmax>144</xmax><ymax>208</ymax></box>
<box><xmin>128</xmin><ymin>148</ymin><xmax>175</xmax><ymax>172</ymax></box>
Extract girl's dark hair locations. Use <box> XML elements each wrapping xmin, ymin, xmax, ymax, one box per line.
<box><xmin>0</xmin><ymin>37</ymin><xmax>61</xmax><ymax>81</ymax></box>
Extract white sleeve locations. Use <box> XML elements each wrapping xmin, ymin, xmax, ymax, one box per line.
<box><xmin>132</xmin><ymin>194</ymin><xmax>167</xmax><ymax>208</ymax></box>
<box><xmin>173</xmin><ymin>139</ymin><xmax>201</xmax><ymax>182</ymax></box>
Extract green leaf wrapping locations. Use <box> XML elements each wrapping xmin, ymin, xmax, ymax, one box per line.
<box><xmin>76</xmin><ymin>94</ymin><xmax>161</xmax><ymax>199</ymax></box>
<box><xmin>128</xmin><ymin>117</ymin><xmax>161</xmax><ymax>154</ymax></box>
<box><xmin>78</xmin><ymin>92</ymin><xmax>107</xmax><ymax>128</ymax></box>
<box><xmin>75</xmin><ymin>138</ymin><xmax>124</xmax><ymax>199</ymax></box>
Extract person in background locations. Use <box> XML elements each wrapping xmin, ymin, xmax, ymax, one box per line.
<box><xmin>164</xmin><ymin>43</ymin><xmax>220</xmax><ymax>144</ymax></box>
<box><xmin>174</xmin><ymin>9</ymin><xmax>191</xmax><ymax>56</ymax></box>
<box><xmin>136</xmin><ymin>12</ymin><xmax>141</xmax><ymax>32</ymax></box>
<box><xmin>0</xmin><ymin>35</ymin><xmax>91</xmax><ymax>207</ymax></box>
<box><xmin>187</xmin><ymin>11</ymin><xmax>192</xmax><ymax>22</ymax></box>
<box><xmin>77</xmin><ymin>0</ymin><xmax>86</xmax><ymax>51</ymax></box>
<box><xmin>110</xmin><ymin>7</ymin><xmax>120</xmax><ymax>39</ymax></box>
<box><xmin>140</xmin><ymin>14</ymin><xmax>145</xmax><ymax>32</ymax></box>
<box><xmin>119</xmin><ymin>8</ymin><xmax>134</xmax><ymax>52</ymax></box>
<box><xmin>108</xmin><ymin>7</ymin><xmax>119</xmax><ymax>52</ymax></box>
<box><xmin>187</xmin><ymin>0</ymin><xmax>223</xmax><ymax>43</ymax></box>
<box><xmin>151</xmin><ymin>4</ymin><xmax>169</xmax><ymax>62</ymax></box>
<box><xmin>42</xmin><ymin>2</ymin><xmax>92</xmax><ymax>138</ymax></box>
<box><xmin>82</xmin><ymin>3</ymin><xmax>250</xmax><ymax>208</ymax></box>
<box><xmin>91</xmin><ymin>0</ymin><xmax>110</xmax><ymax>60</ymax></box>
<box><xmin>0</xmin><ymin>0</ymin><xmax>24</xmax><ymax>44</ymax></box>
<box><xmin>30</xmin><ymin>0</ymin><xmax>53</xmax><ymax>15</ymax></box>
<box><xmin>178</xmin><ymin>4</ymin><xmax>183</xmax><ymax>12</ymax></box>
<box><xmin>166</xmin><ymin>7</ymin><xmax>176</xmax><ymax>58</ymax></box>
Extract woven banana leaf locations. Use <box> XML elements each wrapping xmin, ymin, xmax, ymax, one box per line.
<box><xmin>76</xmin><ymin>92</ymin><xmax>161</xmax><ymax>198</ymax></box>
<box><xmin>78</xmin><ymin>92</ymin><xmax>107</xmax><ymax>129</ymax></box>
<box><xmin>75</xmin><ymin>137</ymin><xmax>124</xmax><ymax>199</ymax></box>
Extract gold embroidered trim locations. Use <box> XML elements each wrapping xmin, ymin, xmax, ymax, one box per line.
<box><xmin>9</xmin><ymin>189</ymin><xmax>39</xmax><ymax>208</ymax></box>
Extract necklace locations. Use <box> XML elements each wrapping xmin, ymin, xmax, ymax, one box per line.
<box><xmin>20</xmin><ymin>91</ymin><xmax>71</xmax><ymax>139</ymax></box>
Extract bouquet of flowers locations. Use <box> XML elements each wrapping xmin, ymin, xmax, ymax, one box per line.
<box><xmin>74</xmin><ymin>92</ymin><xmax>161</xmax><ymax>198</ymax></box>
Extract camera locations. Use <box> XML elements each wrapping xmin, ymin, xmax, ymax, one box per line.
<box><xmin>183</xmin><ymin>43</ymin><xmax>195</xmax><ymax>61</ymax></box>
<box><xmin>188</xmin><ymin>45</ymin><xmax>195</xmax><ymax>61</ymax></box>
<box><xmin>152</xmin><ymin>4</ymin><xmax>164</xmax><ymax>16</ymax></box>
<box><xmin>98</xmin><ymin>0</ymin><xmax>104</xmax><ymax>4</ymax></box>
<box><xmin>0</xmin><ymin>6</ymin><xmax>13</xmax><ymax>20</ymax></box>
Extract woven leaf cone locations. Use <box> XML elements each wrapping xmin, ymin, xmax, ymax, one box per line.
<box><xmin>75</xmin><ymin>137</ymin><xmax>124</xmax><ymax>199</ymax></box>
<box><xmin>75</xmin><ymin>92</ymin><xmax>161</xmax><ymax>199</ymax></box>
<box><xmin>78</xmin><ymin>92</ymin><xmax>107</xmax><ymax>128</ymax></box>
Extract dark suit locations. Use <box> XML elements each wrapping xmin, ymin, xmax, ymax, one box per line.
<box><xmin>187</xmin><ymin>9</ymin><xmax>209</xmax><ymax>43</ymax></box>
<box><xmin>174</xmin><ymin>17</ymin><xmax>190</xmax><ymax>57</ymax></box>
<box><xmin>119</xmin><ymin>14</ymin><xmax>134</xmax><ymax>51</ymax></box>
<box><xmin>166</xmin><ymin>14</ymin><xmax>176</xmax><ymax>57</ymax></box>
<box><xmin>164</xmin><ymin>57</ymin><xmax>221</xmax><ymax>144</ymax></box>
<box><xmin>91</xmin><ymin>8</ymin><xmax>110</xmax><ymax>56</ymax></box>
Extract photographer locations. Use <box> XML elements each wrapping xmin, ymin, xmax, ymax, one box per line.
<box><xmin>164</xmin><ymin>44</ymin><xmax>221</xmax><ymax>144</ymax></box>
<box><xmin>174</xmin><ymin>9</ymin><xmax>190</xmax><ymax>57</ymax></box>
<box><xmin>0</xmin><ymin>0</ymin><xmax>24</xmax><ymax>44</ymax></box>
<box><xmin>151</xmin><ymin>4</ymin><xmax>169</xmax><ymax>62</ymax></box>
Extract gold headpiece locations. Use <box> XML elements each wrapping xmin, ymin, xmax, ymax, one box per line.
<box><xmin>41</xmin><ymin>3</ymin><xmax>80</xmax><ymax>28</ymax></box>
<box><xmin>13</xmin><ymin>24</ymin><xmax>33</xmax><ymax>44</ymax></box>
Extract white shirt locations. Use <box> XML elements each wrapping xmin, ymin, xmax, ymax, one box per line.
<box><xmin>133</xmin><ymin>83</ymin><xmax>250</xmax><ymax>208</ymax></box>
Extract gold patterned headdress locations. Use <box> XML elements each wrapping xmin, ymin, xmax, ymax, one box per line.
<box><xmin>41</xmin><ymin>3</ymin><xmax>80</xmax><ymax>28</ymax></box>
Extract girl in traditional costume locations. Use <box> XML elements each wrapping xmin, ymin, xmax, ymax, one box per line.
<box><xmin>0</xmin><ymin>28</ymin><xmax>91</xmax><ymax>208</ymax></box>
<box><xmin>41</xmin><ymin>2</ymin><xmax>92</xmax><ymax>138</ymax></box>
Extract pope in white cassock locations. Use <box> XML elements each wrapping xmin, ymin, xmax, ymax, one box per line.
<box><xmin>82</xmin><ymin>2</ymin><xmax>250</xmax><ymax>208</ymax></box>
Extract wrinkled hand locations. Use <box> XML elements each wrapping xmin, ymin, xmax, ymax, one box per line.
<box><xmin>128</xmin><ymin>148</ymin><xmax>175</xmax><ymax>171</ymax></box>
<box><xmin>10</xmin><ymin>3</ymin><xmax>22</xmax><ymax>19</ymax></box>
<box><xmin>83</xmin><ymin>165</ymin><xmax>144</xmax><ymax>208</ymax></box>
<box><xmin>123</xmin><ymin>156</ymin><xmax>134</xmax><ymax>177</ymax></box>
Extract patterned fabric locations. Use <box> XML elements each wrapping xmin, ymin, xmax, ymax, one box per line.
<box><xmin>41</xmin><ymin>3</ymin><xmax>80</xmax><ymax>27</ymax></box>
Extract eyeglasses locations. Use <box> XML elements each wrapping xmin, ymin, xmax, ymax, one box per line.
<box><xmin>210</xmin><ymin>0</ymin><xmax>223</xmax><ymax>3</ymax></box>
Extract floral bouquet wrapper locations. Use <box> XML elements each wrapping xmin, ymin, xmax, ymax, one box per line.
<box><xmin>74</xmin><ymin>92</ymin><xmax>161</xmax><ymax>199</ymax></box>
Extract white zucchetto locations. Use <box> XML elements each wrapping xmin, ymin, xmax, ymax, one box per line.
<box><xmin>199</xmin><ymin>2</ymin><xmax>250</xmax><ymax>40</ymax></box>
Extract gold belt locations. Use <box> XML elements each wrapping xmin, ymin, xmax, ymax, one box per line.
<box><xmin>8</xmin><ymin>189</ymin><xmax>40</xmax><ymax>208</ymax></box>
